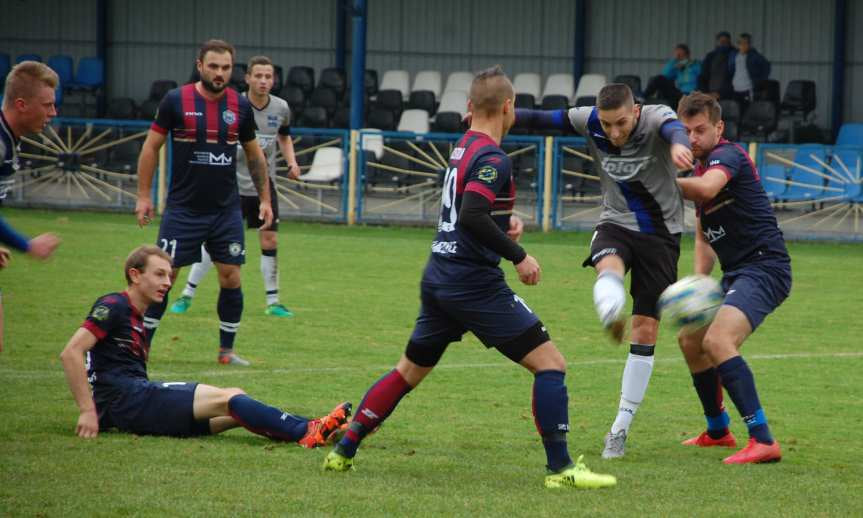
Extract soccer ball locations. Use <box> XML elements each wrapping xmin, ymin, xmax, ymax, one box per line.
<box><xmin>658</xmin><ymin>274</ymin><xmax>724</xmax><ymax>333</ymax></box>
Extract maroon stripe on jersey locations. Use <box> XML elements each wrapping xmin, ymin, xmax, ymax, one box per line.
<box><xmin>226</xmin><ymin>89</ymin><xmax>239</xmax><ymax>142</ymax></box>
<box><xmin>180</xmin><ymin>84</ymin><xmax>197</xmax><ymax>140</ymax></box>
<box><xmin>464</xmin><ymin>182</ymin><xmax>496</xmax><ymax>203</ymax></box>
<box><xmin>727</xmin><ymin>139</ymin><xmax>761</xmax><ymax>181</ymax></box>
<box><xmin>455</xmin><ymin>132</ymin><xmax>496</xmax><ymax>194</ymax></box>
<box><xmin>150</xmin><ymin>122</ymin><xmax>168</xmax><ymax>135</ymax></box>
<box><xmin>205</xmin><ymin>96</ymin><xmax>219</xmax><ymax>144</ymax></box>
<box><xmin>81</xmin><ymin>320</ymin><xmax>107</xmax><ymax>340</ymax></box>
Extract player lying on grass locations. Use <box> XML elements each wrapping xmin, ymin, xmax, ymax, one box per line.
<box><xmin>60</xmin><ymin>244</ymin><xmax>349</xmax><ymax>445</ymax></box>
<box><xmin>322</xmin><ymin>66</ymin><xmax>616</xmax><ymax>489</ymax></box>
<box><xmin>675</xmin><ymin>92</ymin><xmax>790</xmax><ymax>464</ymax></box>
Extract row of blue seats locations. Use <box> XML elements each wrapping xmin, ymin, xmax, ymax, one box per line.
<box><xmin>0</xmin><ymin>53</ymin><xmax>104</xmax><ymax>107</ymax></box>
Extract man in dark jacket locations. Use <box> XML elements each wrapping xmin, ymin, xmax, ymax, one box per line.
<box><xmin>698</xmin><ymin>31</ymin><xmax>736</xmax><ymax>100</ymax></box>
<box><xmin>730</xmin><ymin>33</ymin><xmax>771</xmax><ymax>110</ymax></box>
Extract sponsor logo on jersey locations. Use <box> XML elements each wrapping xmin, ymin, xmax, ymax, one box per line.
<box><xmin>190</xmin><ymin>151</ymin><xmax>233</xmax><ymax>166</ymax></box>
<box><xmin>709</xmin><ymin>159</ymin><xmax>721</xmax><ymax>166</ymax></box>
<box><xmin>267</xmin><ymin>115</ymin><xmax>279</xmax><ymax>128</ymax></box>
<box><xmin>431</xmin><ymin>240</ymin><xmax>458</xmax><ymax>255</ymax></box>
<box><xmin>477</xmin><ymin>165</ymin><xmax>498</xmax><ymax>184</ymax></box>
<box><xmin>451</xmin><ymin>147</ymin><xmax>465</xmax><ymax>160</ymax></box>
<box><xmin>702</xmin><ymin>225</ymin><xmax>726</xmax><ymax>243</ymax></box>
<box><xmin>91</xmin><ymin>305</ymin><xmax>111</xmax><ymax>321</ymax></box>
<box><xmin>0</xmin><ymin>177</ymin><xmax>15</xmax><ymax>200</ymax></box>
<box><xmin>600</xmin><ymin>156</ymin><xmax>656</xmax><ymax>181</ymax></box>
<box><xmin>184</xmin><ymin>111</ymin><xmax>203</xmax><ymax>117</ymax></box>
<box><xmin>222</xmin><ymin>109</ymin><xmax>236</xmax><ymax>125</ymax></box>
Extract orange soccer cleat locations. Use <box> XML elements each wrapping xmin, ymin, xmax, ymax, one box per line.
<box><xmin>297</xmin><ymin>402</ymin><xmax>352</xmax><ymax>449</ymax></box>
<box><xmin>682</xmin><ymin>430</ymin><xmax>738</xmax><ymax>448</ymax></box>
<box><xmin>722</xmin><ymin>437</ymin><xmax>782</xmax><ymax>464</ymax></box>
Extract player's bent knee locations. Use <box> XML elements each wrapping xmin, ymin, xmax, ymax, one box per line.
<box><xmin>404</xmin><ymin>340</ymin><xmax>446</xmax><ymax>368</ymax></box>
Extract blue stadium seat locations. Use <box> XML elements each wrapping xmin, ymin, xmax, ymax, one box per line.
<box><xmin>828</xmin><ymin>147</ymin><xmax>863</xmax><ymax>202</ymax></box>
<box><xmin>836</xmin><ymin>123</ymin><xmax>863</xmax><ymax>147</ymax></box>
<box><xmin>68</xmin><ymin>57</ymin><xmax>104</xmax><ymax>91</ymax></box>
<box><xmin>782</xmin><ymin>145</ymin><xmax>827</xmax><ymax>202</ymax></box>
<box><xmin>16</xmin><ymin>53</ymin><xmax>42</xmax><ymax>63</ymax></box>
<box><xmin>759</xmin><ymin>164</ymin><xmax>787</xmax><ymax>201</ymax></box>
<box><xmin>47</xmin><ymin>55</ymin><xmax>74</xmax><ymax>86</ymax></box>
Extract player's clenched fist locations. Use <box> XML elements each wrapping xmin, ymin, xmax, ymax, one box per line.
<box><xmin>515</xmin><ymin>254</ymin><xmax>541</xmax><ymax>285</ymax></box>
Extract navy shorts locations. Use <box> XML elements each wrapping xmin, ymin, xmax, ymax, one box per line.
<box><xmin>406</xmin><ymin>280</ymin><xmax>547</xmax><ymax>366</ymax></box>
<box><xmin>721</xmin><ymin>260</ymin><xmax>792</xmax><ymax>331</ymax></box>
<box><xmin>98</xmin><ymin>379</ymin><xmax>210</xmax><ymax>437</ymax></box>
<box><xmin>157</xmin><ymin>205</ymin><xmax>246</xmax><ymax>268</ymax></box>
<box><xmin>240</xmin><ymin>179</ymin><xmax>280</xmax><ymax>231</ymax></box>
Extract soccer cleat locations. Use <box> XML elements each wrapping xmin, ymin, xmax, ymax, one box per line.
<box><xmin>602</xmin><ymin>430</ymin><xmax>627</xmax><ymax>459</ymax></box>
<box><xmin>322</xmin><ymin>449</ymin><xmax>354</xmax><ymax>472</ymax></box>
<box><xmin>218</xmin><ymin>350</ymin><xmax>250</xmax><ymax>366</ymax></box>
<box><xmin>682</xmin><ymin>430</ymin><xmax>738</xmax><ymax>448</ymax></box>
<box><xmin>722</xmin><ymin>437</ymin><xmax>781</xmax><ymax>464</ymax></box>
<box><xmin>298</xmin><ymin>402</ymin><xmax>352</xmax><ymax>449</ymax></box>
<box><xmin>169</xmin><ymin>295</ymin><xmax>193</xmax><ymax>314</ymax></box>
<box><xmin>544</xmin><ymin>455</ymin><xmax>617</xmax><ymax>489</ymax></box>
<box><xmin>265</xmin><ymin>303</ymin><xmax>294</xmax><ymax>318</ymax></box>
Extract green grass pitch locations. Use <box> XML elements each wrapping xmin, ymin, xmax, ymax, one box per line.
<box><xmin>0</xmin><ymin>208</ymin><xmax>861</xmax><ymax>516</ymax></box>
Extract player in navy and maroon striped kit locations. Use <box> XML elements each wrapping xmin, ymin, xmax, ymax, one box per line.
<box><xmin>135</xmin><ymin>40</ymin><xmax>273</xmax><ymax>366</ymax></box>
<box><xmin>675</xmin><ymin>92</ymin><xmax>791</xmax><ymax>464</ymax></box>
<box><xmin>60</xmin><ymin>245</ymin><xmax>350</xmax><ymax>444</ymax></box>
<box><xmin>323</xmin><ymin>66</ymin><xmax>616</xmax><ymax>489</ymax></box>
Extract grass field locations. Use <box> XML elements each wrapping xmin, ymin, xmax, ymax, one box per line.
<box><xmin>1</xmin><ymin>208</ymin><xmax>861</xmax><ymax>517</ymax></box>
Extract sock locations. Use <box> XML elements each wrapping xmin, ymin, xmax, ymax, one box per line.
<box><xmin>337</xmin><ymin>369</ymin><xmax>412</xmax><ymax>458</ymax></box>
<box><xmin>182</xmin><ymin>247</ymin><xmax>213</xmax><ymax>298</ymax></box>
<box><xmin>593</xmin><ymin>270</ymin><xmax>625</xmax><ymax>326</ymax></box>
<box><xmin>228</xmin><ymin>394</ymin><xmax>309</xmax><ymax>441</ymax></box>
<box><xmin>691</xmin><ymin>367</ymin><xmax>730</xmax><ymax>439</ymax></box>
<box><xmin>143</xmin><ymin>288</ymin><xmax>170</xmax><ymax>342</ymax></box>
<box><xmin>610</xmin><ymin>343</ymin><xmax>655</xmax><ymax>435</ymax></box>
<box><xmin>260</xmin><ymin>248</ymin><xmax>279</xmax><ymax>306</ymax></box>
<box><xmin>717</xmin><ymin>356</ymin><xmax>774</xmax><ymax>445</ymax></box>
<box><xmin>532</xmin><ymin>370</ymin><xmax>572</xmax><ymax>472</ymax></box>
<box><xmin>217</xmin><ymin>286</ymin><xmax>243</xmax><ymax>350</ymax></box>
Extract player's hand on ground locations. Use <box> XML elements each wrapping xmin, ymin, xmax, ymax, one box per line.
<box><xmin>0</xmin><ymin>247</ymin><xmax>11</xmax><ymax>269</ymax></box>
<box><xmin>671</xmin><ymin>143</ymin><xmax>694</xmax><ymax>172</ymax></box>
<box><xmin>135</xmin><ymin>197</ymin><xmax>154</xmax><ymax>227</ymax></box>
<box><xmin>27</xmin><ymin>233</ymin><xmax>60</xmax><ymax>260</ymax></box>
<box><xmin>288</xmin><ymin>161</ymin><xmax>301</xmax><ymax>180</ymax></box>
<box><xmin>76</xmin><ymin>409</ymin><xmax>99</xmax><ymax>438</ymax></box>
<box><xmin>258</xmin><ymin>202</ymin><xmax>274</xmax><ymax>230</ymax></box>
<box><xmin>507</xmin><ymin>215</ymin><xmax>524</xmax><ymax>242</ymax></box>
<box><xmin>515</xmin><ymin>254</ymin><xmax>541</xmax><ymax>285</ymax></box>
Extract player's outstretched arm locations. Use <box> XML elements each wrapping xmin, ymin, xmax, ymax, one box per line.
<box><xmin>693</xmin><ymin>217</ymin><xmax>717</xmax><ymax>275</ymax></box>
<box><xmin>59</xmin><ymin>328</ymin><xmax>100</xmax><ymax>438</ymax></box>
<box><xmin>135</xmin><ymin>130</ymin><xmax>167</xmax><ymax>227</ymax></box>
<box><xmin>241</xmin><ymin>140</ymin><xmax>274</xmax><ymax>230</ymax></box>
<box><xmin>677</xmin><ymin>168</ymin><xmax>729</xmax><ymax>204</ymax></box>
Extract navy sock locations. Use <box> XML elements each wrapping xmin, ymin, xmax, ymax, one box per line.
<box><xmin>143</xmin><ymin>288</ymin><xmax>169</xmax><ymax>342</ymax></box>
<box><xmin>717</xmin><ymin>356</ymin><xmax>774</xmax><ymax>445</ymax></box>
<box><xmin>532</xmin><ymin>370</ymin><xmax>572</xmax><ymax>472</ymax></box>
<box><xmin>337</xmin><ymin>369</ymin><xmax>412</xmax><ymax>458</ymax></box>
<box><xmin>228</xmin><ymin>394</ymin><xmax>309</xmax><ymax>442</ymax></box>
<box><xmin>691</xmin><ymin>367</ymin><xmax>730</xmax><ymax>439</ymax></box>
<box><xmin>217</xmin><ymin>287</ymin><xmax>243</xmax><ymax>350</ymax></box>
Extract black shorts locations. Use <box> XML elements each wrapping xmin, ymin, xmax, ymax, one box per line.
<box><xmin>582</xmin><ymin>222</ymin><xmax>681</xmax><ymax>319</ymax></box>
<box><xmin>240</xmin><ymin>179</ymin><xmax>279</xmax><ymax>231</ymax></box>
<box><xmin>157</xmin><ymin>205</ymin><xmax>246</xmax><ymax>268</ymax></box>
<box><xmin>97</xmin><ymin>380</ymin><xmax>210</xmax><ymax>437</ymax></box>
<box><xmin>405</xmin><ymin>280</ymin><xmax>550</xmax><ymax>367</ymax></box>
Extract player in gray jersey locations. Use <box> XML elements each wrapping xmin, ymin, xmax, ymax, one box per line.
<box><xmin>171</xmin><ymin>56</ymin><xmax>300</xmax><ymax>319</ymax></box>
<box><xmin>515</xmin><ymin>84</ymin><xmax>693</xmax><ymax>458</ymax></box>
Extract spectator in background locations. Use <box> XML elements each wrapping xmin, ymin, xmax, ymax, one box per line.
<box><xmin>698</xmin><ymin>31</ymin><xmax>736</xmax><ymax>100</ymax></box>
<box><xmin>730</xmin><ymin>33</ymin><xmax>771</xmax><ymax>111</ymax></box>
<box><xmin>643</xmin><ymin>43</ymin><xmax>702</xmax><ymax>109</ymax></box>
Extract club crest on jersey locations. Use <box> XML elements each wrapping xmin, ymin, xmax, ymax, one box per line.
<box><xmin>91</xmin><ymin>305</ymin><xmax>110</xmax><ymax>321</ymax></box>
<box><xmin>222</xmin><ymin>109</ymin><xmax>236</xmax><ymax>125</ymax></box>
<box><xmin>228</xmin><ymin>242</ymin><xmax>243</xmax><ymax>257</ymax></box>
<box><xmin>477</xmin><ymin>166</ymin><xmax>498</xmax><ymax>183</ymax></box>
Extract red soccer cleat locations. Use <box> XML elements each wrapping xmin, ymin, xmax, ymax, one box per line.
<box><xmin>722</xmin><ymin>437</ymin><xmax>782</xmax><ymax>464</ymax></box>
<box><xmin>682</xmin><ymin>430</ymin><xmax>738</xmax><ymax>448</ymax></box>
<box><xmin>297</xmin><ymin>402</ymin><xmax>352</xmax><ymax>449</ymax></box>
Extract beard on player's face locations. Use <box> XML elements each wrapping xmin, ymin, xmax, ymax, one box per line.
<box><xmin>201</xmin><ymin>76</ymin><xmax>226</xmax><ymax>94</ymax></box>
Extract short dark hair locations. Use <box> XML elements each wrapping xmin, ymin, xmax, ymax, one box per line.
<box><xmin>469</xmin><ymin>65</ymin><xmax>514</xmax><ymax>116</ymax></box>
<box><xmin>247</xmin><ymin>55</ymin><xmax>273</xmax><ymax>72</ymax></box>
<box><xmin>124</xmin><ymin>245</ymin><xmax>172</xmax><ymax>285</ymax></box>
<box><xmin>198</xmin><ymin>39</ymin><xmax>235</xmax><ymax>63</ymax></box>
<box><xmin>597</xmin><ymin>83</ymin><xmax>634</xmax><ymax>111</ymax></box>
<box><xmin>716</xmin><ymin>31</ymin><xmax>731</xmax><ymax>40</ymax></box>
<box><xmin>675</xmin><ymin>43</ymin><xmax>690</xmax><ymax>57</ymax></box>
<box><xmin>677</xmin><ymin>91</ymin><xmax>722</xmax><ymax>124</ymax></box>
<box><xmin>739</xmin><ymin>33</ymin><xmax>752</xmax><ymax>43</ymax></box>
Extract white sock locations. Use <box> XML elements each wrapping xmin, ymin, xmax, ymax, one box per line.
<box><xmin>261</xmin><ymin>251</ymin><xmax>279</xmax><ymax>306</ymax></box>
<box><xmin>611</xmin><ymin>346</ymin><xmax>655</xmax><ymax>434</ymax></box>
<box><xmin>593</xmin><ymin>271</ymin><xmax>625</xmax><ymax>327</ymax></box>
<box><xmin>182</xmin><ymin>246</ymin><xmax>213</xmax><ymax>298</ymax></box>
